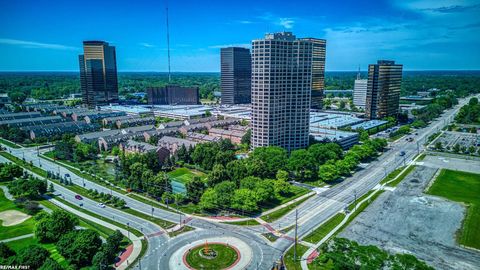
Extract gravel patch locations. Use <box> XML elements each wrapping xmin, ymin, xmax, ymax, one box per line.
<box><xmin>339</xmin><ymin>166</ymin><xmax>480</xmax><ymax>270</ymax></box>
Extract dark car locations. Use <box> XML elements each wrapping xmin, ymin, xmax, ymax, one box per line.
<box><xmin>75</xmin><ymin>194</ymin><xmax>83</xmax><ymax>200</ymax></box>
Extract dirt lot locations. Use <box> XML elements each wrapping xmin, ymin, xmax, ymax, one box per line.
<box><xmin>339</xmin><ymin>166</ymin><xmax>480</xmax><ymax>270</ymax></box>
<box><xmin>0</xmin><ymin>210</ymin><xmax>31</xmax><ymax>226</ymax></box>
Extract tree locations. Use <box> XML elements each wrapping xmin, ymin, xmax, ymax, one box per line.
<box><xmin>308</xmin><ymin>143</ymin><xmax>343</xmax><ymax>165</ymax></box>
<box><xmin>145</xmin><ymin>172</ymin><xmax>170</xmax><ymax>199</ymax></box>
<box><xmin>128</xmin><ymin>162</ymin><xmax>148</xmax><ymax>190</ymax></box>
<box><xmin>453</xmin><ymin>143</ymin><xmax>460</xmax><ymax>153</ymax></box>
<box><xmin>276</xmin><ymin>170</ymin><xmax>289</xmax><ymax>182</ymax></box>
<box><xmin>248</xmin><ymin>146</ymin><xmax>288</xmax><ymax>178</ymax></box>
<box><xmin>199</xmin><ymin>188</ymin><xmax>218</xmax><ymax>211</ymax></box>
<box><xmin>274</xmin><ymin>179</ymin><xmax>291</xmax><ymax>196</ymax></box>
<box><xmin>0</xmin><ymin>163</ymin><xmax>23</xmax><ymax>182</ymax></box>
<box><xmin>7</xmin><ymin>177</ymin><xmax>47</xmax><ymax>199</ymax></box>
<box><xmin>231</xmin><ymin>189</ymin><xmax>259</xmax><ymax>212</ymax></box>
<box><xmin>435</xmin><ymin>141</ymin><xmax>443</xmax><ymax>150</ymax></box>
<box><xmin>254</xmin><ymin>180</ymin><xmax>275</xmax><ymax>203</ymax></box>
<box><xmin>57</xmin><ymin>230</ymin><xmax>102</xmax><ymax>268</ymax></box>
<box><xmin>339</xmin><ymin>100</ymin><xmax>346</xmax><ymax>110</ymax></box>
<box><xmin>0</xmin><ymin>243</ymin><xmax>15</xmax><ymax>259</ymax></box>
<box><xmin>287</xmin><ymin>149</ymin><xmax>317</xmax><ymax>181</ymax></box>
<box><xmin>35</xmin><ymin>210</ymin><xmax>78</xmax><ymax>243</ymax></box>
<box><xmin>240</xmin><ymin>176</ymin><xmax>262</xmax><ymax>190</ymax></box>
<box><xmin>226</xmin><ymin>160</ymin><xmax>248</xmax><ymax>186</ymax></box>
<box><xmin>214</xmin><ymin>181</ymin><xmax>236</xmax><ymax>206</ymax></box>
<box><xmin>185</xmin><ymin>176</ymin><xmax>206</xmax><ymax>203</ymax></box>
<box><xmin>241</xmin><ymin>129</ymin><xmax>251</xmax><ymax>146</ymax></box>
<box><xmin>207</xmin><ymin>164</ymin><xmax>227</xmax><ymax>187</ymax></box>
<box><xmin>318</xmin><ymin>164</ymin><xmax>339</xmax><ymax>182</ymax></box>
<box><xmin>16</xmin><ymin>245</ymin><xmax>50</xmax><ymax>269</ymax></box>
<box><xmin>39</xmin><ymin>258</ymin><xmax>63</xmax><ymax>270</ymax></box>
<box><xmin>92</xmin><ymin>251</ymin><xmax>110</xmax><ymax>270</ymax></box>
<box><xmin>48</xmin><ymin>183</ymin><xmax>55</xmax><ymax>193</ymax></box>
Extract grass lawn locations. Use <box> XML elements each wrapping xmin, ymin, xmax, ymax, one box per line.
<box><xmin>6</xmin><ymin>237</ymin><xmax>70</xmax><ymax>269</ymax></box>
<box><xmin>0</xmin><ymin>151</ymin><xmax>47</xmax><ymax>177</ymax></box>
<box><xmin>168</xmin><ymin>225</ymin><xmax>194</xmax><ymax>237</ymax></box>
<box><xmin>224</xmin><ymin>219</ymin><xmax>260</xmax><ymax>226</ymax></box>
<box><xmin>303</xmin><ymin>213</ymin><xmax>346</xmax><ymax>244</ymax></box>
<box><xmin>0</xmin><ymin>189</ymin><xmax>35</xmax><ymax>240</ymax></box>
<box><xmin>0</xmin><ymin>138</ymin><xmax>21</xmax><ymax>148</ymax></box>
<box><xmin>41</xmin><ymin>153</ymin><xmax>127</xmax><ymax>195</ymax></box>
<box><xmin>427</xmin><ymin>169</ymin><xmax>480</xmax><ymax>250</ymax></box>
<box><xmin>168</xmin><ymin>167</ymin><xmax>206</xmax><ymax>184</ymax></box>
<box><xmin>49</xmin><ymin>198</ymin><xmax>143</xmax><ymax>238</ymax></box>
<box><xmin>283</xmin><ymin>244</ymin><xmax>309</xmax><ymax>270</ymax></box>
<box><xmin>379</xmin><ymin>165</ymin><xmax>416</xmax><ymax>187</ymax></box>
<box><xmin>261</xmin><ymin>193</ymin><xmax>313</xmax><ymax>223</ymax></box>
<box><xmin>185</xmin><ymin>243</ymin><xmax>238</xmax><ymax>269</ymax></box>
<box><xmin>123</xmin><ymin>208</ymin><xmax>176</xmax><ymax>229</ymax></box>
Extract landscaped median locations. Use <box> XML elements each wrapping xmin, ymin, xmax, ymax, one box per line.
<box><xmin>2</xmin><ymin>150</ymin><xmax>193</xmax><ymax>237</ymax></box>
<box><xmin>0</xmin><ymin>138</ymin><xmax>22</xmax><ymax>149</ymax></box>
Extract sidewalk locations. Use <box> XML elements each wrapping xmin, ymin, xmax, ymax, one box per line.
<box><xmin>0</xmin><ymin>233</ymin><xmax>34</xmax><ymax>243</ymax></box>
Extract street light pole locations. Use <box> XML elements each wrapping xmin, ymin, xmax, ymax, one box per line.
<box><xmin>294</xmin><ymin>208</ymin><xmax>298</xmax><ymax>261</ymax></box>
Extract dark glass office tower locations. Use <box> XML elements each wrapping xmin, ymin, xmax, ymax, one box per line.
<box><xmin>301</xmin><ymin>38</ymin><xmax>326</xmax><ymax>110</ymax></box>
<box><xmin>221</xmin><ymin>47</ymin><xmax>251</xmax><ymax>105</ymax></box>
<box><xmin>251</xmin><ymin>32</ymin><xmax>313</xmax><ymax>151</ymax></box>
<box><xmin>365</xmin><ymin>60</ymin><xmax>403</xmax><ymax>119</ymax></box>
<box><xmin>79</xmin><ymin>41</ymin><xmax>118</xmax><ymax>107</ymax></box>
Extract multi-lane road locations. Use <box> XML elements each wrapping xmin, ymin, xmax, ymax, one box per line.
<box><xmin>0</xmin><ymin>95</ymin><xmax>474</xmax><ymax>269</ymax></box>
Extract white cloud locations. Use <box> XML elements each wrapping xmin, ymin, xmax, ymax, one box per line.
<box><xmin>0</xmin><ymin>38</ymin><xmax>78</xmax><ymax>50</ymax></box>
<box><xmin>208</xmin><ymin>43</ymin><xmax>251</xmax><ymax>49</ymax></box>
<box><xmin>278</xmin><ymin>18</ymin><xmax>295</xmax><ymax>29</ymax></box>
<box><xmin>139</xmin><ymin>42</ymin><xmax>155</xmax><ymax>48</ymax></box>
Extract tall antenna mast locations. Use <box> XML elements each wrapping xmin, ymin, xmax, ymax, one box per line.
<box><xmin>357</xmin><ymin>65</ymin><xmax>361</xmax><ymax>80</ymax></box>
<box><xmin>166</xmin><ymin>0</ymin><xmax>171</xmax><ymax>82</ymax></box>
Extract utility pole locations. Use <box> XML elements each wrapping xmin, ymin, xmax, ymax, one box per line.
<box><xmin>294</xmin><ymin>208</ymin><xmax>298</xmax><ymax>261</ymax></box>
<box><xmin>165</xmin><ymin>0</ymin><xmax>171</xmax><ymax>83</ymax></box>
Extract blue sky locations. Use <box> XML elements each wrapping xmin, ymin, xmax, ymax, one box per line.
<box><xmin>1</xmin><ymin>0</ymin><xmax>479</xmax><ymax>71</ymax></box>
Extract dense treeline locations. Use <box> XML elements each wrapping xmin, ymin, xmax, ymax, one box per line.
<box><xmin>455</xmin><ymin>97</ymin><xmax>480</xmax><ymax>124</ymax></box>
<box><xmin>2</xmin><ymin>71</ymin><xmax>479</xmax><ymax>102</ymax></box>
<box><xmin>412</xmin><ymin>94</ymin><xmax>458</xmax><ymax>125</ymax></box>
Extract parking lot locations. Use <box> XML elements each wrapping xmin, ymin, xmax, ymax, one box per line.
<box><xmin>430</xmin><ymin>131</ymin><xmax>480</xmax><ymax>152</ymax></box>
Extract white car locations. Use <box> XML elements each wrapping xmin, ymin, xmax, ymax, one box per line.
<box><xmin>98</xmin><ymin>203</ymin><xmax>106</xmax><ymax>208</ymax></box>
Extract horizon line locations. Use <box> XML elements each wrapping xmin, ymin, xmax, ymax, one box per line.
<box><xmin>1</xmin><ymin>69</ymin><xmax>480</xmax><ymax>73</ymax></box>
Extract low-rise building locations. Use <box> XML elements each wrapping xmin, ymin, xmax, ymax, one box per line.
<box><xmin>310</xmin><ymin>127</ymin><xmax>359</xmax><ymax>149</ymax></box>
<box><xmin>157</xmin><ymin>136</ymin><xmax>197</xmax><ymax>155</ymax></box>
<box><xmin>119</xmin><ymin>140</ymin><xmax>170</xmax><ymax>164</ymax></box>
<box><xmin>0</xmin><ymin>112</ymin><xmax>42</xmax><ymax>121</ymax></box>
<box><xmin>143</xmin><ymin>128</ymin><xmax>179</xmax><ymax>143</ymax></box>
<box><xmin>25</xmin><ymin>121</ymin><xmax>99</xmax><ymax>140</ymax></box>
<box><xmin>186</xmin><ymin>132</ymin><xmax>221</xmax><ymax>143</ymax></box>
<box><xmin>0</xmin><ymin>116</ymin><xmax>66</xmax><ymax>128</ymax></box>
<box><xmin>208</xmin><ymin>128</ymin><xmax>245</xmax><ymax>144</ymax></box>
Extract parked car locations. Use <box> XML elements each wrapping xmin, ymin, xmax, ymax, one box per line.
<box><xmin>75</xmin><ymin>194</ymin><xmax>83</xmax><ymax>200</ymax></box>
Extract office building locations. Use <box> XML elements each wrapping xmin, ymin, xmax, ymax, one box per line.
<box><xmin>221</xmin><ymin>47</ymin><xmax>252</xmax><ymax>105</ymax></box>
<box><xmin>79</xmin><ymin>41</ymin><xmax>119</xmax><ymax>107</ymax></box>
<box><xmin>251</xmin><ymin>32</ymin><xmax>312</xmax><ymax>151</ymax></box>
<box><xmin>353</xmin><ymin>71</ymin><xmax>368</xmax><ymax>110</ymax></box>
<box><xmin>365</xmin><ymin>60</ymin><xmax>403</xmax><ymax>119</ymax></box>
<box><xmin>301</xmin><ymin>38</ymin><xmax>326</xmax><ymax>109</ymax></box>
<box><xmin>146</xmin><ymin>86</ymin><xmax>199</xmax><ymax>105</ymax></box>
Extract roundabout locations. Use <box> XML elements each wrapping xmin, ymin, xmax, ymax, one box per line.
<box><xmin>184</xmin><ymin>242</ymin><xmax>240</xmax><ymax>269</ymax></box>
<box><xmin>169</xmin><ymin>236</ymin><xmax>253</xmax><ymax>270</ymax></box>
